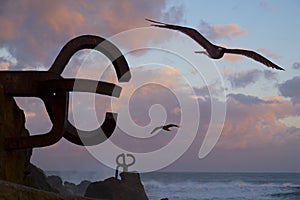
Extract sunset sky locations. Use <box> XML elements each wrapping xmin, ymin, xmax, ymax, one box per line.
<box><xmin>1</xmin><ymin>0</ymin><xmax>300</xmax><ymax>174</ymax></box>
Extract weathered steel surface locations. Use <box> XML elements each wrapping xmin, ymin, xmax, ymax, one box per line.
<box><xmin>0</xmin><ymin>35</ymin><xmax>131</xmax><ymax>149</ymax></box>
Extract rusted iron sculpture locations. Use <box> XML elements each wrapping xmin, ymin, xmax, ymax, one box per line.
<box><xmin>0</xmin><ymin>35</ymin><xmax>131</xmax><ymax>150</ymax></box>
<box><xmin>115</xmin><ymin>153</ymin><xmax>136</xmax><ymax>179</ymax></box>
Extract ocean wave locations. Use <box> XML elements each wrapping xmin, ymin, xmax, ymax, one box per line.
<box><xmin>144</xmin><ymin>179</ymin><xmax>300</xmax><ymax>190</ymax></box>
<box><xmin>271</xmin><ymin>191</ymin><xmax>300</xmax><ymax>199</ymax></box>
<box><xmin>143</xmin><ymin>179</ymin><xmax>300</xmax><ymax>200</ymax></box>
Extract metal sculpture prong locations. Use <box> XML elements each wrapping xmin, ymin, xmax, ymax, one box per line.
<box><xmin>0</xmin><ymin>35</ymin><xmax>131</xmax><ymax>150</ymax></box>
<box><xmin>63</xmin><ymin>112</ymin><xmax>118</xmax><ymax>146</ymax></box>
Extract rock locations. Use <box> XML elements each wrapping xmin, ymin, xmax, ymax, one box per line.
<box><xmin>26</xmin><ymin>163</ymin><xmax>58</xmax><ymax>193</ymax></box>
<box><xmin>76</xmin><ymin>180</ymin><xmax>92</xmax><ymax>196</ymax></box>
<box><xmin>46</xmin><ymin>175</ymin><xmax>66</xmax><ymax>194</ymax></box>
<box><xmin>0</xmin><ymin>75</ymin><xmax>93</xmax><ymax>199</ymax></box>
<box><xmin>85</xmin><ymin>172</ymin><xmax>148</xmax><ymax>200</ymax></box>
<box><xmin>47</xmin><ymin>175</ymin><xmax>91</xmax><ymax>196</ymax></box>
<box><xmin>47</xmin><ymin>175</ymin><xmax>63</xmax><ymax>189</ymax></box>
<box><xmin>0</xmin><ymin>180</ymin><xmax>99</xmax><ymax>200</ymax></box>
<box><xmin>64</xmin><ymin>181</ymin><xmax>77</xmax><ymax>195</ymax></box>
<box><xmin>0</xmin><ymin>85</ymin><xmax>32</xmax><ymax>185</ymax></box>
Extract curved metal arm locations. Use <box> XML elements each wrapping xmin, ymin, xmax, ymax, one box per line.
<box><xmin>40</xmin><ymin>79</ymin><xmax>122</xmax><ymax>97</ymax></box>
<box><xmin>63</xmin><ymin>112</ymin><xmax>117</xmax><ymax>146</ymax></box>
<box><xmin>49</xmin><ymin>35</ymin><xmax>131</xmax><ymax>82</ymax></box>
<box><xmin>4</xmin><ymin>35</ymin><xmax>131</xmax><ymax>149</ymax></box>
<box><xmin>5</xmin><ymin>92</ymin><xmax>68</xmax><ymax>149</ymax></box>
<box><xmin>54</xmin><ymin>35</ymin><xmax>131</xmax><ymax>146</ymax></box>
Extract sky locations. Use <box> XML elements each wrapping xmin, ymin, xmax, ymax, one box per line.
<box><xmin>1</xmin><ymin>0</ymin><xmax>300</xmax><ymax>176</ymax></box>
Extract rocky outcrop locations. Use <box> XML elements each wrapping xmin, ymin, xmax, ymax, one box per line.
<box><xmin>26</xmin><ymin>164</ymin><xmax>58</xmax><ymax>193</ymax></box>
<box><xmin>0</xmin><ymin>85</ymin><xmax>32</xmax><ymax>185</ymax></box>
<box><xmin>47</xmin><ymin>175</ymin><xmax>91</xmax><ymax>196</ymax></box>
<box><xmin>76</xmin><ymin>180</ymin><xmax>92</xmax><ymax>196</ymax></box>
<box><xmin>0</xmin><ymin>180</ymin><xmax>98</xmax><ymax>200</ymax></box>
<box><xmin>65</xmin><ymin>180</ymin><xmax>91</xmax><ymax>196</ymax></box>
<box><xmin>0</xmin><ymin>84</ymin><xmax>150</xmax><ymax>199</ymax></box>
<box><xmin>85</xmin><ymin>172</ymin><xmax>148</xmax><ymax>200</ymax></box>
<box><xmin>0</xmin><ymin>85</ymin><xmax>102</xmax><ymax>199</ymax></box>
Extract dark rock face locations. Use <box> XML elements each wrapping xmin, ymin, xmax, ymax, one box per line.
<box><xmin>0</xmin><ymin>85</ymin><xmax>95</xmax><ymax>198</ymax></box>
<box><xmin>47</xmin><ymin>175</ymin><xmax>63</xmax><ymax>189</ymax></box>
<box><xmin>0</xmin><ymin>85</ymin><xmax>150</xmax><ymax>199</ymax></box>
<box><xmin>76</xmin><ymin>180</ymin><xmax>92</xmax><ymax>196</ymax></box>
<box><xmin>0</xmin><ymin>180</ymin><xmax>98</xmax><ymax>200</ymax></box>
<box><xmin>26</xmin><ymin>163</ymin><xmax>58</xmax><ymax>193</ymax></box>
<box><xmin>47</xmin><ymin>175</ymin><xmax>91</xmax><ymax>196</ymax></box>
<box><xmin>0</xmin><ymin>85</ymin><xmax>32</xmax><ymax>185</ymax></box>
<box><xmin>63</xmin><ymin>180</ymin><xmax>91</xmax><ymax>196</ymax></box>
<box><xmin>47</xmin><ymin>175</ymin><xmax>65</xmax><ymax>194</ymax></box>
<box><xmin>85</xmin><ymin>172</ymin><xmax>148</xmax><ymax>200</ymax></box>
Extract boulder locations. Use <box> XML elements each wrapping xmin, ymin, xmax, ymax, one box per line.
<box><xmin>46</xmin><ymin>175</ymin><xmax>63</xmax><ymax>191</ymax></box>
<box><xmin>0</xmin><ymin>180</ymin><xmax>99</xmax><ymax>200</ymax></box>
<box><xmin>47</xmin><ymin>175</ymin><xmax>91</xmax><ymax>196</ymax></box>
<box><xmin>85</xmin><ymin>172</ymin><xmax>148</xmax><ymax>200</ymax></box>
<box><xmin>26</xmin><ymin>163</ymin><xmax>58</xmax><ymax>193</ymax></box>
<box><xmin>76</xmin><ymin>180</ymin><xmax>92</xmax><ymax>196</ymax></box>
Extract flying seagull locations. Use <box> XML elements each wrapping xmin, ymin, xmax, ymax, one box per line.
<box><xmin>146</xmin><ymin>19</ymin><xmax>284</xmax><ymax>71</ymax></box>
<box><xmin>150</xmin><ymin>123</ymin><xmax>180</xmax><ymax>134</ymax></box>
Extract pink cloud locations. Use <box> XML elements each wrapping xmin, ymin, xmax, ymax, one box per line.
<box><xmin>45</xmin><ymin>5</ymin><xmax>85</xmax><ymax>36</ymax></box>
<box><xmin>0</xmin><ymin>0</ymin><xmax>183</xmax><ymax>70</ymax></box>
<box><xmin>0</xmin><ymin>17</ymin><xmax>18</xmax><ymax>39</ymax></box>
<box><xmin>224</xmin><ymin>54</ymin><xmax>242</xmax><ymax>62</ymax></box>
<box><xmin>257</xmin><ymin>48</ymin><xmax>281</xmax><ymax>59</ymax></box>
<box><xmin>213</xmin><ymin>23</ymin><xmax>247</xmax><ymax>38</ymax></box>
<box><xmin>15</xmin><ymin>63</ymin><xmax>299</xmax><ymax>169</ymax></box>
<box><xmin>199</xmin><ymin>20</ymin><xmax>247</xmax><ymax>41</ymax></box>
<box><xmin>18</xmin><ymin>65</ymin><xmax>299</xmax><ymax>153</ymax></box>
<box><xmin>0</xmin><ymin>62</ymin><xmax>9</xmax><ymax>70</ymax></box>
<box><xmin>24</xmin><ymin>111</ymin><xmax>36</xmax><ymax>118</ymax></box>
<box><xmin>219</xmin><ymin>95</ymin><xmax>300</xmax><ymax>149</ymax></box>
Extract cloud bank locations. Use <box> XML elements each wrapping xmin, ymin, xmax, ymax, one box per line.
<box><xmin>199</xmin><ymin>20</ymin><xmax>247</xmax><ymax>41</ymax></box>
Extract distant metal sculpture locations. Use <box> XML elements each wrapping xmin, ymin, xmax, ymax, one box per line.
<box><xmin>0</xmin><ymin>35</ymin><xmax>131</xmax><ymax>150</ymax></box>
<box><xmin>115</xmin><ymin>153</ymin><xmax>136</xmax><ymax>179</ymax></box>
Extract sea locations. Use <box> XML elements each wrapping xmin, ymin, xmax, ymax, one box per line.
<box><xmin>45</xmin><ymin>171</ymin><xmax>300</xmax><ymax>200</ymax></box>
<box><xmin>142</xmin><ymin>172</ymin><xmax>300</xmax><ymax>200</ymax></box>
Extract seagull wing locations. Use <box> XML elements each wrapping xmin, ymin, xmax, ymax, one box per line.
<box><xmin>146</xmin><ymin>19</ymin><xmax>213</xmax><ymax>51</ymax></box>
<box><xmin>166</xmin><ymin>124</ymin><xmax>180</xmax><ymax>128</ymax></box>
<box><xmin>225</xmin><ymin>48</ymin><xmax>284</xmax><ymax>70</ymax></box>
<box><xmin>150</xmin><ymin>126</ymin><xmax>163</xmax><ymax>134</ymax></box>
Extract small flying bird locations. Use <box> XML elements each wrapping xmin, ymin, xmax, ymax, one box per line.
<box><xmin>146</xmin><ymin>19</ymin><xmax>284</xmax><ymax>71</ymax></box>
<box><xmin>150</xmin><ymin>123</ymin><xmax>180</xmax><ymax>134</ymax></box>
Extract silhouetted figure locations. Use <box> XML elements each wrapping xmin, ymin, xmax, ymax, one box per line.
<box><xmin>146</xmin><ymin>19</ymin><xmax>284</xmax><ymax>71</ymax></box>
<box><xmin>151</xmin><ymin>124</ymin><xmax>180</xmax><ymax>134</ymax></box>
